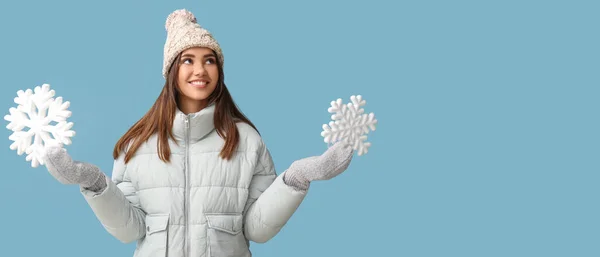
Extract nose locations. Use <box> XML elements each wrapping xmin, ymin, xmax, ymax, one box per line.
<box><xmin>193</xmin><ymin>62</ymin><xmax>206</xmax><ymax>76</ymax></box>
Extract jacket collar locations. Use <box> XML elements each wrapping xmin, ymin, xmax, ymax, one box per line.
<box><xmin>173</xmin><ymin>103</ymin><xmax>216</xmax><ymax>143</ymax></box>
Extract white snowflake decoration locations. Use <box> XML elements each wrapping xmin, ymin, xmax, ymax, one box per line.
<box><xmin>4</xmin><ymin>84</ymin><xmax>75</xmax><ymax>167</ymax></box>
<box><xmin>321</xmin><ymin>95</ymin><xmax>377</xmax><ymax>156</ymax></box>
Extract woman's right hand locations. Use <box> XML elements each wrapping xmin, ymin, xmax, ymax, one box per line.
<box><xmin>42</xmin><ymin>146</ymin><xmax>107</xmax><ymax>192</ymax></box>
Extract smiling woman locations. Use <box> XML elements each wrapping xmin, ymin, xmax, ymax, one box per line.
<box><xmin>39</xmin><ymin>7</ymin><xmax>356</xmax><ymax>257</ymax></box>
<box><xmin>176</xmin><ymin>48</ymin><xmax>219</xmax><ymax>113</ymax></box>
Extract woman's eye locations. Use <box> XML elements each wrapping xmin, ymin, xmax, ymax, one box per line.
<box><xmin>205</xmin><ymin>58</ymin><xmax>216</xmax><ymax>64</ymax></box>
<box><xmin>183</xmin><ymin>58</ymin><xmax>192</xmax><ymax>64</ymax></box>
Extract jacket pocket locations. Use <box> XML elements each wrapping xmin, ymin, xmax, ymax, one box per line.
<box><xmin>206</xmin><ymin>213</ymin><xmax>250</xmax><ymax>257</ymax></box>
<box><xmin>135</xmin><ymin>213</ymin><xmax>169</xmax><ymax>257</ymax></box>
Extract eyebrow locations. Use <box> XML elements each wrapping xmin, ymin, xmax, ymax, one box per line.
<box><xmin>181</xmin><ymin>53</ymin><xmax>216</xmax><ymax>59</ymax></box>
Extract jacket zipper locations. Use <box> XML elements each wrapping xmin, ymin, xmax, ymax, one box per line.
<box><xmin>184</xmin><ymin>115</ymin><xmax>190</xmax><ymax>257</ymax></box>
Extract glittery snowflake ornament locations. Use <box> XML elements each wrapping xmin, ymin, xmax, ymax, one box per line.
<box><xmin>321</xmin><ymin>95</ymin><xmax>377</xmax><ymax>156</ymax></box>
<box><xmin>4</xmin><ymin>84</ymin><xmax>75</xmax><ymax>167</ymax></box>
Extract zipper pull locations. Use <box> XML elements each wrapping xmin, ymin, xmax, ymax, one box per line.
<box><xmin>185</xmin><ymin>116</ymin><xmax>189</xmax><ymax>129</ymax></box>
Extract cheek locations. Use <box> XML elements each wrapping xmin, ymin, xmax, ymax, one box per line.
<box><xmin>177</xmin><ymin>69</ymin><xmax>191</xmax><ymax>91</ymax></box>
<box><xmin>177</xmin><ymin>67</ymin><xmax>185</xmax><ymax>81</ymax></box>
<box><xmin>209</xmin><ymin>67</ymin><xmax>220</xmax><ymax>83</ymax></box>
<box><xmin>178</xmin><ymin>66</ymin><xmax>192</xmax><ymax>81</ymax></box>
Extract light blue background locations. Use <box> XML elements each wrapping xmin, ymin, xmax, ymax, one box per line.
<box><xmin>1</xmin><ymin>0</ymin><xmax>598</xmax><ymax>256</ymax></box>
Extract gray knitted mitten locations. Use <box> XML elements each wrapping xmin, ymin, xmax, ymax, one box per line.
<box><xmin>283</xmin><ymin>141</ymin><xmax>354</xmax><ymax>191</ymax></box>
<box><xmin>42</xmin><ymin>147</ymin><xmax>107</xmax><ymax>192</ymax></box>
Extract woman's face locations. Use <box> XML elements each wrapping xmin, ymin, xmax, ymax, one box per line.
<box><xmin>176</xmin><ymin>47</ymin><xmax>219</xmax><ymax>113</ymax></box>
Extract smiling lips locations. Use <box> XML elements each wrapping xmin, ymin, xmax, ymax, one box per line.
<box><xmin>189</xmin><ymin>80</ymin><xmax>209</xmax><ymax>88</ymax></box>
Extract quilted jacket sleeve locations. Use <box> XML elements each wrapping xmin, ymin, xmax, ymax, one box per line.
<box><xmin>80</xmin><ymin>154</ymin><xmax>146</xmax><ymax>244</ymax></box>
<box><xmin>243</xmin><ymin>142</ymin><xmax>308</xmax><ymax>243</ymax></box>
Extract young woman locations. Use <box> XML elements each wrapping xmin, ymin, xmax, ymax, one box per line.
<box><xmin>42</xmin><ymin>9</ymin><xmax>354</xmax><ymax>257</ymax></box>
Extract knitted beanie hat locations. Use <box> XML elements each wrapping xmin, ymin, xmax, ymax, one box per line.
<box><xmin>162</xmin><ymin>9</ymin><xmax>224</xmax><ymax>78</ymax></box>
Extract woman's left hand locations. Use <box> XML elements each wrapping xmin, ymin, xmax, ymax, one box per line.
<box><xmin>283</xmin><ymin>141</ymin><xmax>354</xmax><ymax>191</ymax></box>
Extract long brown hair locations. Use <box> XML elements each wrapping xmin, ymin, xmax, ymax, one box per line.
<box><xmin>113</xmin><ymin>50</ymin><xmax>258</xmax><ymax>163</ymax></box>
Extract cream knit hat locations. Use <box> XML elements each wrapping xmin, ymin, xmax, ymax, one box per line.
<box><xmin>162</xmin><ymin>9</ymin><xmax>224</xmax><ymax>78</ymax></box>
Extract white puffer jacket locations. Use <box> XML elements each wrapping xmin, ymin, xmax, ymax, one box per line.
<box><xmin>80</xmin><ymin>104</ymin><xmax>306</xmax><ymax>257</ymax></box>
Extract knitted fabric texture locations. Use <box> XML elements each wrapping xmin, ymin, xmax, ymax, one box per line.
<box><xmin>162</xmin><ymin>9</ymin><xmax>224</xmax><ymax>78</ymax></box>
<box><xmin>42</xmin><ymin>147</ymin><xmax>107</xmax><ymax>192</ymax></box>
<box><xmin>282</xmin><ymin>141</ymin><xmax>354</xmax><ymax>191</ymax></box>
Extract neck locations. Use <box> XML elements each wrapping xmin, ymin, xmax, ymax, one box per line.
<box><xmin>178</xmin><ymin>98</ymin><xmax>208</xmax><ymax>114</ymax></box>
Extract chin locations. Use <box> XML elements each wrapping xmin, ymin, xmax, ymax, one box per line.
<box><xmin>179</xmin><ymin>87</ymin><xmax>216</xmax><ymax>103</ymax></box>
<box><xmin>190</xmin><ymin>95</ymin><xmax>211</xmax><ymax>101</ymax></box>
